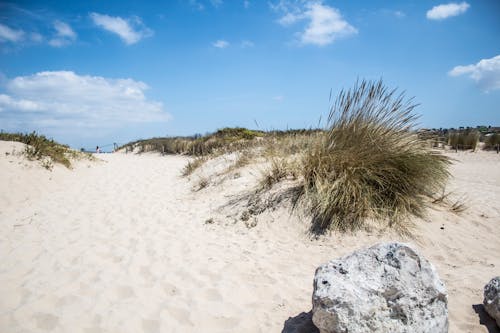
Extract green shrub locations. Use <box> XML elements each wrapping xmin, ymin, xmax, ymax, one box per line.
<box><xmin>0</xmin><ymin>131</ymin><xmax>72</xmax><ymax>168</ymax></box>
<box><xmin>300</xmin><ymin>80</ymin><xmax>450</xmax><ymax>232</ymax></box>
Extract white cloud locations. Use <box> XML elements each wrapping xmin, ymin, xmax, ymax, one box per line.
<box><xmin>449</xmin><ymin>55</ymin><xmax>500</xmax><ymax>92</ymax></box>
<box><xmin>49</xmin><ymin>21</ymin><xmax>77</xmax><ymax>47</ymax></box>
<box><xmin>0</xmin><ymin>71</ymin><xmax>169</xmax><ymax>133</ymax></box>
<box><xmin>90</xmin><ymin>13</ymin><xmax>153</xmax><ymax>45</ymax></box>
<box><xmin>213</xmin><ymin>39</ymin><xmax>229</xmax><ymax>48</ymax></box>
<box><xmin>278</xmin><ymin>12</ymin><xmax>304</xmax><ymax>26</ymax></box>
<box><xmin>0</xmin><ymin>23</ymin><xmax>25</xmax><ymax>43</ymax></box>
<box><xmin>0</xmin><ymin>94</ymin><xmax>43</xmax><ymax>111</ymax></box>
<box><xmin>30</xmin><ymin>32</ymin><xmax>43</xmax><ymax>43</ymax></box>
<box><xmin>272</xmin><ymin>1</ymin><xmax>357</xmax><ymax>46</ymax></box>
<box><xmin>426</xmin><ymin>2</ymin><xmax>469</xmax><ymax>20</ymax></box>
<box><xmin>301</xmin><ymin>3</ymin><xmax>357</xmax><ymax>45</ymax></box>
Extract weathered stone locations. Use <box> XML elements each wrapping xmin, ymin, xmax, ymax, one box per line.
<box><xmin>312</xmin><ymin>242</ymin><xmax>448</xmax><ymax>333</ymax></box>
<box><xmin>484</xmin><ymin>276</ymin><xmax>500</xmax><ymax>327</ymax></box>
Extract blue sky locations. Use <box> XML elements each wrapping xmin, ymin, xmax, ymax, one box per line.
<box><xmin>0</xmin><ymin>0</ymin><xmax>499</xmax><ymax>149</ymax></box>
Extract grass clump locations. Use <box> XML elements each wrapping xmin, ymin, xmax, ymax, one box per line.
<box><xmin>0</xmin><ymin>131</ymin><xmax>74</xmax><ymax>168</ymax></box>
<box><xmin>182</xmin><ymin>157</ymin><xmax>207</xmax><ymax>176</ymax></box>
<box><xmin>300</xmin><ymin>80</ymin><xmax>450</xmax><ymax>232</ymax></box>
<box><xmin>483</xmin><ymin>133</ymin><xmax>500</xmax><ymax>152</ymax></box>
<box><xmin>260</xmin><ymin>158</ymin><xmax>292</xmax><ymax>189</ymax></box>
<box><xmin>447</xmin><ymin>129</ymin><xmax>480</xmax><ymax>151</ymax></box>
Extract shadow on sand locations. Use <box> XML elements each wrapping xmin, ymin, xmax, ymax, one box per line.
<box><xmin>281</xmin><ymin>311</ymin><xmax>319</xmax><ymax>333</ymax></box>
<box><xmin>472</xmin><ymin>304</ymin><xmax>499</xmax><ymax>333</ymax></box>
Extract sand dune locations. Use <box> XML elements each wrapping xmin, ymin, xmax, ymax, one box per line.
<box><xmin>0</xmin><ymin>141</ymin><xmax>499</xmax><ymax>332</ymax></box>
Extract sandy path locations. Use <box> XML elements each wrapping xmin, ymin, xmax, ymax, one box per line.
<box><xmin>0</xmin><ymin>152</ymin><xmax>321</xmax><ymax>333</ymax></box>
<box><xmin>0</xmin><ymin>146</ymin><xmax>499</xmax><ymax>332</ymax></box>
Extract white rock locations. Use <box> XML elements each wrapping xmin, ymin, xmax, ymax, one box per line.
<box><xmin>483</xmin><ymin>276</ymin><xmax>500</xmax><ymax>327</ymax></box>
<box><xmin>312</xmin><ymin>242</ymin><xmax>448</xmax><ymax>333</ymax></box>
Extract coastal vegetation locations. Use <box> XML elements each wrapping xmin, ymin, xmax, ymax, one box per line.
<box><xmin>297</xmin><ymin>80</ymin><xmax>450</xmax><ymax>232</ymax></box>
<box><xmin>0</xmin><ymin>131</ymin><xmax>91</xmax><ymax>169</ymax></box>
<box><xmin>122</xmin><ymin>80</ymin><xmax>481</xmax><ymax>233</ymax></box>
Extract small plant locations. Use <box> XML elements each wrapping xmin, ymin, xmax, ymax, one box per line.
<box><xmin>240</xmin><ymin>210</ymin><xmax>251</xmax><ymax>221</ymax></box>
<box><xmin>195</xmin><ymin>177</ymin><xmax>209</xmax><ymax>191</ymax></box>
<box><xmin>40</xmin><ymin>159</ymin><xmax>54</xmax><ymax>170</ymax></box>
<box><xmin>299</xmin><ymin>79</ymin><xmax>450</xmax><ymax>233</ymax></box>
<box><xmin>260</xmin><ymin>158</ymin><xmax>293</xmax><ymax>189</ymax></box>
<box><xmin>432</xmin><ymin>189</ymin><xmax>467</xmax><ymax>213</ymax></box>
<box><xmin>182</xmin><ymin>157</ymin><xmax>206</xmax><ymax>176</ymax></box>
<box><xmin>450</xmin><ymin>199</ymin><xmax>466</xmax><ymax>213</ymax></box>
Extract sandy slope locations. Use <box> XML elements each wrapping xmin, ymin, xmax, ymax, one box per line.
<box><xmin>0</xmin><ymin>141</ymin><xmax>499</xmax><ymax>333</ymax></box>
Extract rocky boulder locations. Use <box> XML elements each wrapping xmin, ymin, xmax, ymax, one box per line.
<box><xmin>312</xmin><ymin>242</ymin><xmax>448</xmax><ymax>333</ymax></box>
<box><xmin>484</xmin><ymin>276</ymin><xmax>500</xmax><ymax>327</ymax></box>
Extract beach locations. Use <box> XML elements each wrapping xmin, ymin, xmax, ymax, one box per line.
<box><xmin>0</xmin><ymin>140</ymin><xmax>499</xmax><ymax>333</ymax></box>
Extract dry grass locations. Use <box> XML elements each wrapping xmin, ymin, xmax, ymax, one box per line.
<box><xmin>483</xmin><ymin>133</ymin><xmax>500</xmax><ymax>152</ymax></box>
<box><xmin>447</xmin><ymin>129</ymin><xmax>480</xmax><ymax>151</ymax></box>
<box><xmin>0</xmin><ymin>131</ymin><xmax>90</xmax><ymax>169</ymax></box>
<box><xmin>182</xmin><ymin>157</ymin><xmax>207</xmax><ymax>176</ymax></box>
<box><xmin>298</xmin><ymin>80</ymin><xmax>450</xmax><ymax>233</ymax></box>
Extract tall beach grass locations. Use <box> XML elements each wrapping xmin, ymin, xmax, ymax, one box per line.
<box><xmin>299</xmin><ymin>80</ymin><xmax>450</xmax><ymax>232</ymax></box>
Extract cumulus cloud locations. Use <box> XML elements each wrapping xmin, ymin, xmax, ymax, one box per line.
<box><xmin>0</xmin><ymin>23</ymin><xmax>25</xmax><ymax>43</ymax></box>
<box><xmin>449</xmin><ymin>55</ymin><xmax>500</xmax><ymax>92</ymax></box>
<box><xmin>0</xmin><ymin>71</ymin><xmax>170</xmax><ymax>134</ymax></box>
<box><xmin>212</xmin><ymin>39</ymin><xmax>229</xmax><ymax>48</ymax></box>
<box><xmin>90</xmin><ymin>13</ymin><xmax>153</xmax><ymax>45</ymax></box>
<box><xmin>426</xmin><ymin>2</ymin><xmax>469</xmax><ymax>20</ymax></box>
<box><xmin>49</xmin><ymin>21</ymin><xmax>77</xmax><ymax>47</ymax></box>
<box><xmin>301</xmin><ymin>3</ymin><xmax>357</xmax><ymax>45</ymax></box>
<box><xmin>272</xmin><ymin>1</ymin><xmax>356</xmax><ymax>46</ymax></box>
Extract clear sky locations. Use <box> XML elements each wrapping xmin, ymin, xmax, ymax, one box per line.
<box><xmin>0</xmin><ymin>0</ymin><xmax>499</xmax><ymax>149</ymax></box>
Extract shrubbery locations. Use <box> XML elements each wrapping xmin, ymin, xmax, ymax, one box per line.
<box><xmin>298</xmin><ymin>80</ymin><xmax>450</xmax><ymax>232</ymax></box>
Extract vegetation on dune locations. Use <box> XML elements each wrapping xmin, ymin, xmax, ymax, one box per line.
<box><xmin>119</xmin><ymin>80</ymin><xmax>488</xmax><ymax>234</ymax></box>
<box><xmin>0</xmin><ymin>131</ymin><xmax>75</xmax><ymax>169</ymax></box>
<box><xmin>484</xmin><ymin>133</ymin><xmax>500</xmax><ymax>152</ymax></box>
<box><xmin>120</xmin><ymin>127</ymin><xmax>320</xmax><ymax>158</ymax></box>
<box><xmin>447</xmin><ymin>129</ymin><xmax>480</xmax><ymax>151</ymax></box>
<box><xmin>297</xmin><ymin>80</ymin><xmax>450</xmax><ymax>232</ymax></box>
<box><xmin>418</xmin><ymin>126</ymin><xmax>500</xmax><ymax>151</ymax></box>
<box><xmin>182</xmin><ymin>156</ymin><xmax>207</xmax><ymax>176</ymax></box>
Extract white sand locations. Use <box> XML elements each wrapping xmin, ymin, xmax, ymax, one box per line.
<box><xmin>0</xmin><ymin>141</ymin><xmax>499</xmax><ymax>332</ymax></box>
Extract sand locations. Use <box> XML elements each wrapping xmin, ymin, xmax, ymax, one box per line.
<box><xmin>0</xmin><ymin>140</ymin><xmax>499</xmax><ymax>333</ymax></box>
